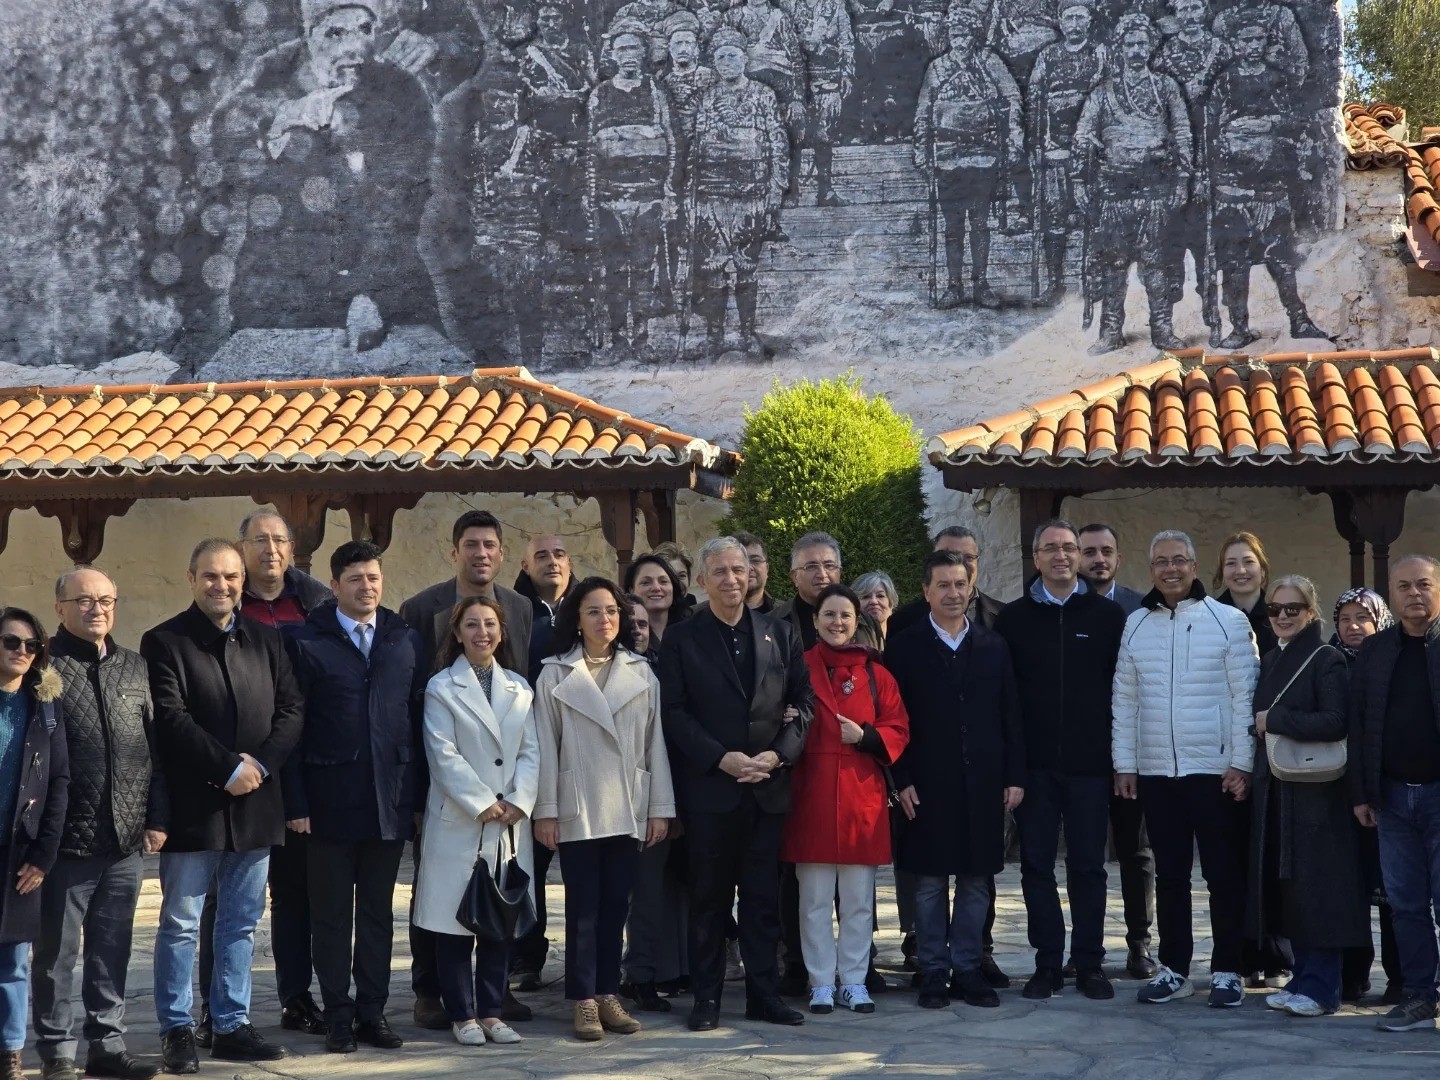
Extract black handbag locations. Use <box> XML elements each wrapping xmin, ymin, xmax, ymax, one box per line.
<box><xmin>456</xmin><ymin>824</ymin><xmax>537</xmax><ymax>944</ymax></box>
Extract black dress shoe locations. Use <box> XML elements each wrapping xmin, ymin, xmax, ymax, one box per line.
<box><xmin>510</xmin><ymin>964</ymin><xmax>543</xmax><ymax>993</ymax></box>
<box><xmin>40</xmin><ymin>1060</ymin><xmax>78</xmax><ymax>1080</ymax></box>
<box><xmin>864</xmin><ymin>965</ymin><xmax>890</xmax><ymax>994</ymax></box>
<box><xmin>621</xmin><ymin>980</ymin><xmax>672</xmax><ymax>1012</ymax></box>
<box><xmin>280</xmin><ymin>993</ymin><xmax>326</xmax><ymax>1035</ymax></box>
<box><xmin>355</xmin><ymin>1017</ymin><xmax>403</xmax><ymax>1049</ymax></box>
<box><xmin>325</xmin><ymin>1021</ymin><xmax>357</xmax><ymax>1054</ymax></box>
<box><xmin>1023</xmin><ymin>967</ymin><xmax>1063</xmax><ymax>1000</ymax></box>
<box><xmin>192</xmin><ymin>1007</ymin><xmax>211</xmax><ymax>1050</ymax></box>
<box><xmin>210</xmin><ymin>1023</ymin><xmax>285</xmax><ymax>1062</ymax></box>
<box><xmin>159</xmin><ymin>1028</ymin><xmax>198</xmax><ymax>1076</ymax></box>
<box><xmin>687</xmin><ymin>999</ymin><xmax>720</xmax><ymax>1031</ymax></box>
<box><xmin>1342</xmin><ymin>980</ymin><xmax>1372</xmax><ymax>1003</ymax></box>
<box><xmin>951</xmin><ymin>969</ymin><xmax>1001</xmax><ymax>1008</ymax></box>
<box><xmin>777</xmin><ymin>964</ymin><xmax>808</xmax><ymax>998</ymax></box>
<box><xmin>501</xmin><ymin>989</ymin><xmax>533</xmax><ymax>1022</ymax></box>
<box><xmin>84</xmin><ymin>1051</ymin><xmax>158</xmax><ymax>1079</ymax></box>
<box><xmin>1061</xmin><ymin>962</ymin><xmax>1077</xmax><ymax>981</ymax></box>
<box><xmin>979</xmin><ymin>954</ymin><xmax>1011</xmax><ymax>989</ymax></box>
<box><xmin>745</xmin><ymin>996</ymin><xmax>805</xmax><ymax>1025</ymax></box>
<box><xmin>917</xmin><ymin>970</ymin><xmax>949</xmax><ymax>1009</ymax></box>
<box><xmin>412</xmin><ymin>995</ymin><xmax>450</xmax><ymax>1030</ymax></box>
<box><xmin>1076</xmin><ymin>968</ymin><xmax>1115</xmax><ymax>1000</ymax></box>
<box><xmin>1126</xmin><ymin>947</ymin><xmax>1158</xmax><ymax>980</ymax></box>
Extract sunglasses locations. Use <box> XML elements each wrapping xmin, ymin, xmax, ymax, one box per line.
<box><xmin>1265</xmin><ymin>603</ymin><xmax>1309</xmax><ymax>619</ymax></box>
<box><xmin>0</xmin><ymin>635</ymin><xmax>41</xmax><ymax>655</ymax></box>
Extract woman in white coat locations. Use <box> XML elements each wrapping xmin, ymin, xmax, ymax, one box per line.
<box><xmin>533</xmin><ymin>577</ymin><xmax>676</xmax><ymax>1042</ymax></box>
<box><xmin>413</xmin><ymin>596</ymin><xmax>538</xmax><ymax>1047</ymax></box>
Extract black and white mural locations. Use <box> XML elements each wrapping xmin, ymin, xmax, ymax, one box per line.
<box><xmin>0</xmin><ymin>0</ymin><xmax>1343</xmax><ymax>375</ymax></box>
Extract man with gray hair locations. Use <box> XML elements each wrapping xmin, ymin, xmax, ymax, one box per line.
<box><xmin>1112</xmin><ymin>529</ymin><xmax>1258</xmax><ymax>1009</ymax></box>
<box><xmin>35</xmin><ymin>568</ymin><xmax>167</xmax><ymax>1080</ymax></box>
<box><xmin>659</xmin><ymin>536</ymin><xmax>814</xmax><ymax>1031</ymax></box>
<box><xmin>773</xmin><ymin>532</ymin><xmax>880</xmax><ymax>650</ymax></box>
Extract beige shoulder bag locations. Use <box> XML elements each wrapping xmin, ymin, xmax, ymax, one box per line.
<box><xmin>1264</xmin><ymin>645</ymin><xmax>1346</xmax><ymax>783</ymax></box>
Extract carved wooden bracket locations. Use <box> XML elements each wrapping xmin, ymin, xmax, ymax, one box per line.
<box><xmin>638</xmin><ymin>488</ymin><xmax>677</xmax><ymax>550</ymax></box>
<box><xmin>596</xmin><ymin>490</ymin><xmax>639</xmax><ymax>581</ymax></box>
<box><xmin>35</xmin><ymin>499</ymin><xmax>136</xmax><ymax>565</ymax></box>
<box><xmin>0</xmin><ymin>505</ymin><xmax>16</xmax><ymax>560</ymax></box>
<box><xmin>1324</xmin><ymin>490</ymin><xmax>1368</xmax><ymax>589</ymax></box>
<box><xmin>254</xmin><ymin>492</ymin><xmax>341</xmax><ymax>572</ymax></box>
<box><xmin>344</xmin><ymin>492</ymin><xmax>424</xmax><ymax>552</ymax></box>
<box><xmin>1331</xmin><ymin>487</ymin><xmax>1414</xmax><ymax>598</ymax></box>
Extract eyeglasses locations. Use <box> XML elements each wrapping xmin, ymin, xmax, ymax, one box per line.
<box><xmin>0</xmin><ymin>635</ymin><xmax>41</xmax><ymax>655</ymax></box>
<box><xmin>58</xmin><ymin>596</ymin><xmax>117</xmax><ymax>611</ymax></box>
<box><xmin>243</xmin><ymin>535</ymin><xmax>292</xmax><ymax>548</ymax></box>
<box><xmin>1037</xmin><ymin>544</ymin><xmax>1079</xmax><ymax>557</ymax></box>
<box><xmin>798</xmin><ymin>561</ymin><xmax>841</xmax><ymax>574</ymax></box>
<box><xmin>1150</xmin><ymin>557</ymin><xmax>1193</xmax><ymax>569</ymax></box>
<box><xmin>747</xmin><ymin>554</ymin><xmax>768</xmax><ymax>566</ymax></box>
<box><xmin>1266</xmin><ymin>602</ymin><xmax>1309</xmax><ymax>618</ymax></box>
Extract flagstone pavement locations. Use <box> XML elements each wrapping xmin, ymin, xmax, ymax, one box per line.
<box><xmin>59</xmin><ymin>859</ymin><xmax>1440</xmax><ymax>1079</ymax></box>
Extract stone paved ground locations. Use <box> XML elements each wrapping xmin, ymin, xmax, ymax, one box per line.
<box><xmin>60</xmin><ymin>858</ymin><xmax>1440</xmax><ymax>1079</ymax></box>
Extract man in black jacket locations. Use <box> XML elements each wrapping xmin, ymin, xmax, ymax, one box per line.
<box><xmin>1351</xmin><ymin>554</ymin><xmax>1440</xmax><ymax>1033</ymax></box>
<box><xmin>660</xmin><ymin>536</ymin><xmax>814</xmax><ymax>1032</ymax></box>
<box><xmin>36</xmin><ymin>567</ymin><xmax>166</xmax><ymax>1080</ymax></box>
<box><xmin>284</xmin><ymin>541</ymin><xmax>425</xmax><ymax>1055</ymax></box>
<box><xmin>398</xmin><ymin>509</ymin><xmax>532</xmax><ymax>1028</ymax></box>
<box><xmin>141</xmin><ymin>539</ymin><xmax>304</xmax><ymax>1074</ymax></box>
<box><xmin>994</xmin><ymin>520</ymin><xmax>1125</xmax><ymax>1002</ymax></box>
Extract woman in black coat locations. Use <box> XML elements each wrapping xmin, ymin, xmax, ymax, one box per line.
<box><xmin>0</xmin><ymin>607</ymin><xmax>70</xmax><ymax>1078</ymax></box>
<box><xmin>1246</xmin><ymin>576</ymin><xmax>1367</xmax><ymax>1017</ymax></box>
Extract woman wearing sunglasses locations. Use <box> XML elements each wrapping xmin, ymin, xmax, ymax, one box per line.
<box><xmin>1245</xmin><ymin>577</ymin><xmax>1367</xmax><ymax>1018</ymax></box>
<box><xmin>0</xmin><ymin>608</ymin><xmax>69</xmax><ymax>1080</ymax></box>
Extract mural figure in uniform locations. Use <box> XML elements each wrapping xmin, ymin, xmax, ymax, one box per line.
<box><xmin>1074</xmin><ymin>13</ymin><xmax>1190</xmax><ymax>354</ymax></box>
<box><xmin>1213</xmin><ymin>0</ymin><xmax>1307</xmax><ymax>83</ymax></box>
<box><xmin>1207</xmin><ymin>15</ymin><xmax>1328</xmax><ymax>347</ymax></box>
<box><xmin>614</xmin><ymin>0</ymin><xmax>685</xmax><ymax>68</ymax></box>
<box><xmin>687</xmin><ymin>29</ymin><xmax>790</xmax><ymax>354</ymax></box>
<box><xmin>212</xmin><ymin>0</ymin><xmax>438</xmax><ymax>338</ymax></box>
<box><xmin>914</xmin><ymin>3</ymin><xmax>1021</xmax><ymax>310</ymax></box>
<box><xmin>1154</xmin><ymin>0</ymin><xmax>1230</xmax><ymax>343</ymax></box>
<box><xmin>587</xmin><ymin>21</ymin><xmax>681</xmax><ymax>349</ymax></box>
<box><xmin>788</xmin><ymin>0</ymin><xmax>856</xmax><ymax>206</ymax></box>
<box><xmin>1025</xmin><ymin>0</ymin><xmax>1106</xmax><ymax>306</ymax></box>
<box><xmin>727</xmin><ymin>0</ymin><xmax>806</xmax><ymax>206</ymax></box>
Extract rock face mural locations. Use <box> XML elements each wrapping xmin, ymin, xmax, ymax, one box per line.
<box><xmin>0</xmin><ymin>0</ymin><xmax>1343</xmax><ymax>377</ymax></box>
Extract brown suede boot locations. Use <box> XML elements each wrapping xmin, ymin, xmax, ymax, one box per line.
<box><xmin>3</xmin><ymin>1050</ymin><xmax>21</xmax><ymax>1080</ymax></box>
<box><xmin>573</xmin><ymin>1000</ymin><xmax>603</xmax><ymax>1042</ymax></box>
<box><xmin>597</xmin><ymin>994</ymin><xmax>642</xmax><ymax>1034</ymax></box>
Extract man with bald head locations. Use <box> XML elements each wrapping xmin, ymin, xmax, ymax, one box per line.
<box><xmin>35</xmin><ymin>567</ymin><xmax>167</xmax><ymax>1080</ymax></box>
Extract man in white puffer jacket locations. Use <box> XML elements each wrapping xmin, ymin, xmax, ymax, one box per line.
<box><xmin>1112</xmin><ymin>530</ymin><xmax>1260</xmax><ymax>1010</ymax></box>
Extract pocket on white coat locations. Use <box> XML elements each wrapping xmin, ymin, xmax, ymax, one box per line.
<box><xmin>633</xmin><ymin>768</ymin><xmax>652</xmax><ymax>820</ymax></box>
<box><xmin>558</xmin><ymin>770</ymin><xmax>580</xmax><ymax>822</ymax></box>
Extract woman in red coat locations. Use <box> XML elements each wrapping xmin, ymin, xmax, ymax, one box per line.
<box><xmin>781</xmin><ymin>584</ymin><xmax>909</xmax><ymax>1016</ymax></box>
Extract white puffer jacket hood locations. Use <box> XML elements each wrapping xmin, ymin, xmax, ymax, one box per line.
<box><xmin>1111</xmin><ymin>585</ymin><xmax>1261</xmax><ymax>777</ymax></box>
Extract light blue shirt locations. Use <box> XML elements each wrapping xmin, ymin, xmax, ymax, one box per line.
<box><xmin>335</xmin><ymin>609</ymin><xmax>375</xmax><ymax>656</ymax></box>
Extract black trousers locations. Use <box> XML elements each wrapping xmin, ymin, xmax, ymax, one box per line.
<box><xmin>434</xmin><ymin>933</ymin><xmax>509</xmax><ymax>1022</ymax></box>
<box><xmin>1017</xmin><ymin>771</ymin><xmax>1110</xmax><ymax>970</ymax></box>
<box><xmin>1139</xmin><ymin>774</ymin><xmax>1248</xmax><ymax>977</ymax></box>
<box><xmin>558</xmin><ymin>836</ymin><xmax>639</xmax><ymax>1000</ymax></box>
<box><xmin>1109</xmin><ymin>789</ymin><xmax>1155</xmax><ymax>949</ymax></box>
<box><xmin>308</xmin><ymin>837</ymin><xmax>405</xmax><ymax>1024</ymax></box>
<box><xmin>511</xmin><ymin>840</ymin><xmax>554</xmax><ymax>975</ymax></box>
<box><xmin>687</xmin><ymin>796</ymin><xmax>784</xmax><ymax>1003</ymax></box>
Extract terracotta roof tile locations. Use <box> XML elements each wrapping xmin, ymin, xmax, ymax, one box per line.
<box><xmin>1344</xmin><ymin>103</ymin><xmax>1440</xmax><ymax>271</ymax></box>
<box><xmin>1344</xmin><ymin>103</ymin><xmax>1411</xmax><ymax>168</ymax></box>
<box><xmin>0</xmin><ymin>368</ymin><xmax>739</xmax><ymax>480</ymax></box>
<box><xmin>927</xmin><ymin>348</ymin><xmax>1440</xmax><ymax>471</ymax></box>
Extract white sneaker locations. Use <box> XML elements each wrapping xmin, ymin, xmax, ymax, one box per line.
<box><xmin>809</xmin><ymin>985</ymin><xmax>835</xmax><ymax>1014</ymax></box>
<box><xmin>1136</xmin><ymin>965</ymin><xmax>1193</xmax><ymax>1004</ymax></box>
<box><xmin>1265</xmin><ymin>991</ymin><xmax>1295</xmax><ymax>1011</ymax></box>
<box><xmin>1283</xmin><ymin>994</ymin><xmax>1328</xmax><ymax>1017</ymax></box>
<box><xmin>452</xmin><ymin>1020</ymin><xmax>486</xmax><ymax>1046</ymax></box>
<box><xmin>837</xmin><ymin>984</ymin><xmax>875</xmax><ymax>1013</ymax></box>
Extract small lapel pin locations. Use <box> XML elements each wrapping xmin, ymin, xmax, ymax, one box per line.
<box><xmin>764</xmin><ymin>635</ymin><xmax>771</xmax><ymax>643</ymax></box>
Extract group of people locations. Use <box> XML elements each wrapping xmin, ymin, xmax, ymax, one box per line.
<box><xmin>0</xmin><ymin>507</ymin><xmax>1437</xmax><ymax>1078</ymax></box>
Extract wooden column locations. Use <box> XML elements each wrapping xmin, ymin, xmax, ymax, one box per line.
<box><xmin>638</xmin><ymin>488</ymin><xmax>677</xmax><ymax>550</ymax></box>
<box><xmin>343</xmin><ymin>492</ymin><xmax>423</xmax><ymax>552</ymax></box>
<box><xmin>597</xmin><ymin>490</ymin><xmax>639</xmax><ymax>582</ymax></box>
<box><xmin>0</xmin><ymin>506</ymin><xmax>16</xmax><ymax>561</ymax></box>
<box><xmin>255</xmin><ymin>493</ymin><xmax>336</xmax><ymax>572</ymax></box>
<box><xmin>1017</xmin><ymin>489</ymin><xmax>1065</xmax><ymax>577</ymax></box>
<box><xmin>1344</xmin><ymin>487</ymin><xmax>1414</xmax><ymax>599</ymax></box>
<box><xmin>1325</xmin><ymin>490</ymin><xmax>1368</xmax><ymax>589</ymax></box>
<box><xmin>35</xmin><ymin>498</ymin><xmax>135</xmax><ymax>565</ymax></box>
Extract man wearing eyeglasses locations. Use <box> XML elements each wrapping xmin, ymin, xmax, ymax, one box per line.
<box><xmin>889</xmin><ymin>526</ymin><xmax>1005</xmax><ymax>637</ymax></box>
<box><xmin>772</xmin><ymin>533</ymin><xmax>879</xmax><ymax>651</ymax></box>
<box><xmin>35</xmin><ymin>568</ymin><xmax>166</xmax><ymax>1080</ymax></box>
<box><xmin>1112</xmin><ymin>529</ymin><xmax>1258</xmax><ymax>1010</ymax></box>
<box><xmin>994</xmin><ymin>519</ymin><xmax>1126</xmax><ymax>1003</ymax></box>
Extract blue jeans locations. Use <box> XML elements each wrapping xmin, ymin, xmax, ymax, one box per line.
<box><xmin>913</xmin><ymin>873</ymin><xmax>990</xmax><ymax>976</ymax></box>
<box><xmin>0</xmin><ymin>941</ymin><xmax>29</xmax><ymax>1051</ymax></box>
<box><xmin>1378</xmin><ymin>779</ymin><xmax>1440</xmax><ymax>1003</ymax></box>
<box><xmin>1286</xmin><ymin>944</ymin><xmax>1342</xmax><ymax>1012</ymax></box>
<box><xmin>155</xmin><ymin>850</ymin><xmax>269</xmax><ymax>1035</ymax></box>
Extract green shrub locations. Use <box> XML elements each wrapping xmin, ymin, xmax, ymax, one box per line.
<box><xmin>721</xmin><ymin>373</ymin><xmax>932</xmax><ymax>601</ymax></box>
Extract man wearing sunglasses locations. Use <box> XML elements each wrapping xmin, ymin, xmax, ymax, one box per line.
<box><xmin>33</xmin><ymin>568</ymin><xmax>166</xmax><ymax>1080</ymax></box>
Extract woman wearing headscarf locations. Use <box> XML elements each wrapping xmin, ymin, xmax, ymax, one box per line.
<box><xmin>1330</xmin><ymin>588</ymin><xmax>1404</xmax><ymax>1004</ymax></box>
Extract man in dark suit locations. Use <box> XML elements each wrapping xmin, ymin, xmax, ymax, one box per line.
<box><xmin>283</xmin><ymin>541</ymin><xmax>426</xmax><ymax>1055</ymax></box>
<box><xmin>659</xmin><ymin>536</ymin><xmax>815</xmax><ymax>1031</ymax></box>
<box><xmin>1077</xmin><ymin>521</ymin><xmax>1155</xmax><ymax>978</ymax></box>
<box><xmin>398</xmin><ymin>509</ymin><xmax>532</xmax><ymax>1028</ymax></box>
<box><xmin>141</xmin><ymin>539</ymin><xmax>304</xmax><ymax>1074</ymax></box>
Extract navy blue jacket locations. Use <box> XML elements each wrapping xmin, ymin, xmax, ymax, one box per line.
<box><xmin>283</xmin><ymin>604</ymin><xmax>427</xmax><ymax>842</ymax></box>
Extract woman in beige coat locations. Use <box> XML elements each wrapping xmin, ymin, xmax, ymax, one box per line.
<box><xmin>533</xmin><ymin>576</ymin><xmax>676</xmax><ymax>1042</ymax></box>
<box><xmin>414</xmin><ymin>596</ymin><xmax>538</xmax><ymax>1048</ymax></box>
